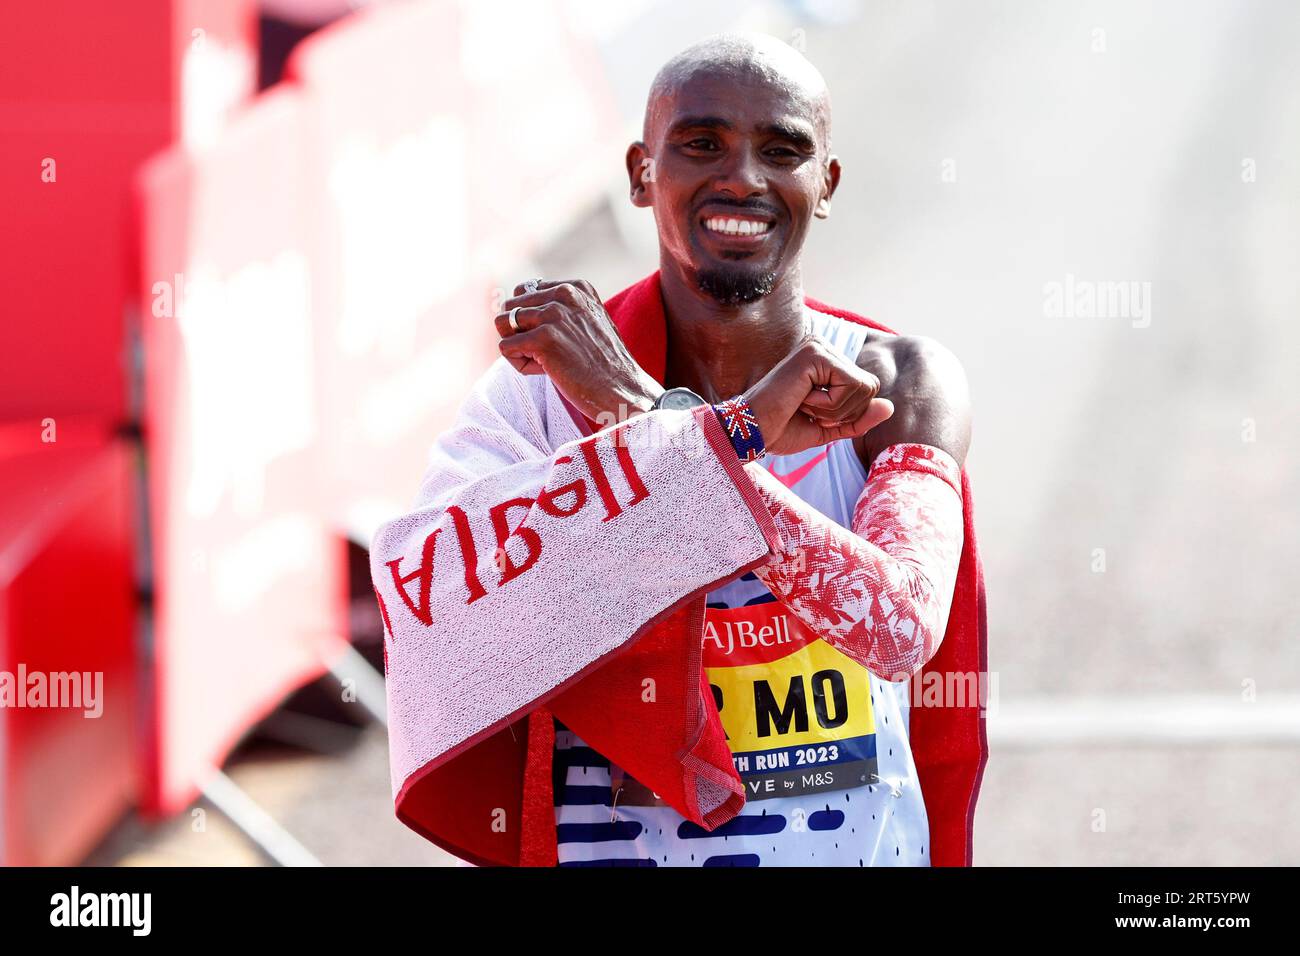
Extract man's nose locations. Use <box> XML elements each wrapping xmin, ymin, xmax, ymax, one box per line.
<box><xmin>713</xmin><ymin>143</ymin><xmax>766</xmax><ymax>198</ymax></box>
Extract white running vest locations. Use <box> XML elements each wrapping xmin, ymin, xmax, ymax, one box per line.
<box><xmin>552</xmin><ymin>306</ymin><xmax>931</xmax><ymax>867</ymax></box>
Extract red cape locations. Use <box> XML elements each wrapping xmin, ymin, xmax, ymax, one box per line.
<box><xmin>391</xmin><ymin>271</ymin><xmax>989</xmax><ymax>866</ymax></box>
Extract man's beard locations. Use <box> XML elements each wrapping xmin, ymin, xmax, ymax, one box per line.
<box><xmin>696</xmin><ymin>265</ymin><xmax>777</xmax><ymax>305</ymax></box>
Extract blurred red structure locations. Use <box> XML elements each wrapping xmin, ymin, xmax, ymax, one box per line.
<box><xmin>135</xmin><ymin>84</ymin><xmax>348</xmax><ymax>816</ymax></box>
<box><xmin>2</xmin><ymin>0</ymin><xmax>622</xmax><ymax>862</ymax></box>
<box><xmin>0</xmin><ymin>423</ymin><xmax>136</xmax><ymax>866</ymax></box>
<box><xmin>0</xmin><ymin>0</ymin><xmax>256</xmax><ymax>421</ymax></box>
<box><xmin>0</xmin><ymin>0</ymin><xmax>257</xmax><ymax>865</ymax></box>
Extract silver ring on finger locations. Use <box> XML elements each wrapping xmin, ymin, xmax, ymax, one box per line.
<box><xmin>523</xmin><ymin>277</ymin><xmax>542</xmax><ymax>294</ymax></box>
<box><xmin>508</xmin><ymin>306</ymin><xmax>521</xmax><ymax>333</ymax></box>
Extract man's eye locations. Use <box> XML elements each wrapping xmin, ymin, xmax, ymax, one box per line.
<box><xmin>767</xmin><ymin>147</ymin><xmax>800</xmax><ymax>160</ymax></box>
<box><xmin>685</xmin><ymin>138</ymin><xmax>717</xmax><ymax>150</ymax></box>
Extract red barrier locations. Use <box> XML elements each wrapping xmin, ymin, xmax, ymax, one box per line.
<box><xmin>0</xmin><ymin>0</ymin><xmax>256</xmax><ymax>863</ymax></box>
<box><xmin>0</xmin><ymin>434</ymin><xmax>137</xmax><ymax>866</ymax></box>
<box><xmin>130</xmin><ymin>0</ymin><xmax>622</xmax><ymax>822</ymax></box>
<box><xmin>0</xmin><ymin>0</ymin><xmax>255</xmax><ymax>420</ymax></box>
<box><xmin>4</xmin><ymin>0</ymin><xmax>626</xmax><ymax>855</ymax></box>
<box><xmin>135</xmin><ymin>85</ymin><xmax>347</xmax><ymax>815</ymax></box>
<box><xmin>2</xmin><ymin>0</ymin><xmax>629</xmax><ymax>858</ymax></box>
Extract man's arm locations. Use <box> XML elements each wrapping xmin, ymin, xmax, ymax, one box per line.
<box><xmin>748</xmin><ymin>340</ymin><xmax>972</xmax><ymax>680</ymax></box>
<box><xmin>748</xmin><ymin>443</ymin><xmax>964</xmax><ymax>680</ymax></box>
<box><xmin>483</xmin><ymin>276</ymin><xmax>968</xmax><ymax>679</ymax></box>
<box><xmin>856</xmin><ymin>334</ymin><xmax>971</xmax><ymax>469</ymax></box>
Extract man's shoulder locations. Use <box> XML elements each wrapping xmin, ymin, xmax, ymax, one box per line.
<box><xmin>853</xmin><ymin>331</ymin><xmax>960</xmax><ymax>380</ymax></box>
<box><xmin>850</xmin><ymin>332</ymin><xmax>972</xmax><ymax>471</ymax></box>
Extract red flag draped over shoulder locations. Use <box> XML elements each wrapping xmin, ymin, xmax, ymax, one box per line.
<box><xmin>383</xmin><ymin>271</ymin><xmax>988</xmax><ymax>867</ymax></box>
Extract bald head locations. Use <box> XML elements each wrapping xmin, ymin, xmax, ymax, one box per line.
<box><xmin>643</xmin><ymin>33</ymin><xmax>832</xmax><ymax>155</ymax></box>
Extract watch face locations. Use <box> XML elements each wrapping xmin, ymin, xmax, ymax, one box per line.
<box><xmin>659</xmin><ymin>388</ymin><xmax>707</xmax><ymax>410</ymax></box>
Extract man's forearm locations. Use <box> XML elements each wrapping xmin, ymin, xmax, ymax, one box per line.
<box><xmin>744</xmin><ymin>443</ymin><xmax>965</xmax><ymax>681</ymax></box>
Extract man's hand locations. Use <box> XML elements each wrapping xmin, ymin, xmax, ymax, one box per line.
<box><xmin>744</xmin><ymin>334</ymin><xmax>894</xmax><ymax>456</ymax></box>
<box><xmin>496</xmin><ymin>279</ymin><xmax>661</xmax><ymax>425</ymax></box>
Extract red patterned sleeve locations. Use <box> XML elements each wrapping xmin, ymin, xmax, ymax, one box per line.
<box><xmin>746</xmin><ymin>443</ymin><xmax>965</xmax><ymax>681</ymax></box>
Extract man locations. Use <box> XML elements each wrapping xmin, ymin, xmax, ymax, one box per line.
<box><xmin>371</xmin><ymin>32</ymin><xmax>987</xmax><ymax>867</ymax></box>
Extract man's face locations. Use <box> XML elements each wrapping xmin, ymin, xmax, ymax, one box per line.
<box><xmin>630</xmin><ymin>67</ymin><xmax>839</xmax><ymax>305</ymax></box>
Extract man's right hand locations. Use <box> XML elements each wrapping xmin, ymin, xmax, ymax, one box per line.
<box><xmin>743</xmin><ymin>334</ymin><xmax>894</xmax><ymax>456</ymax></box>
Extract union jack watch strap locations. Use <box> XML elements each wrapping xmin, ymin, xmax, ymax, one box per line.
<box><xmin>713</xmin><ymin>395</ymin><xmax>767</xmax><ymax>462</ymax></box>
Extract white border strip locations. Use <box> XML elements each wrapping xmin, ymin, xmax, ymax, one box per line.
<box><xmin>986</xmin><ymin>694</ymin><xmax>1300</xmax><ymax>747</ymax></box>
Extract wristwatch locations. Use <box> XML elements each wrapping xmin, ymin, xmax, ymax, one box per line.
<box><xmin>651</xmin><ymin>386</ymin><xmax>708</xmax><ymax>411</ymax></box>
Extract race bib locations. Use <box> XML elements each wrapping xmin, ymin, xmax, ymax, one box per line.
<box><xmin>611</xmin><ymin>601</ymin><xmax>878</xmax><ymax>806</ymax></box>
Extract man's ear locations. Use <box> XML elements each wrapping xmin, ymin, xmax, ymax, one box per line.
<box><xmin>814</xmin><ymin>154</ymin><xmax>841</xmax><ymax>219</ymax></box>
<box><xmin>626</xmin><ymin>141</ymin><xmax>654</xmax><ymax>208</ymax></box>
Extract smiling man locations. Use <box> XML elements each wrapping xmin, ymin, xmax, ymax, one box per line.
<box><xmin>371</xmin><ymin>32</ymin><xmax>988</xmax><ymax>868</ymax></box>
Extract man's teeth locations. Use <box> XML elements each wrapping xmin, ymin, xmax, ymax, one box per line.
<box><xmin>704</xmin><ymin>217</ymin><xmax>772</xmax><ymax>236</ymax></box>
